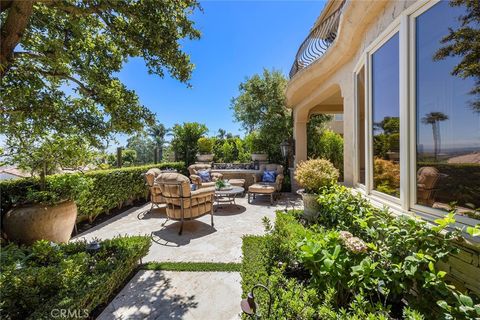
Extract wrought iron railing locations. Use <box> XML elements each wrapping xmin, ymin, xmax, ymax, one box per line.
<box><xmin>289</xmin><ymin>1</ymin><xmax>346</xmax><ymax>79</ymax></box>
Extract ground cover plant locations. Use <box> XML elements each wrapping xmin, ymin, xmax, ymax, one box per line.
<box><xmin>241</xmin><ymin>185</ymin><xmax>480</xmax><ymax>319</ymax></box>
<box><xmin>0</xmin><ymin>162</ymin><xmax>185</xmax><ymax>223</ymax></box>
<box><xmin>0</xmin><ymin>236</ymin><xmax>151</xmax><ymax>320</ymax></box>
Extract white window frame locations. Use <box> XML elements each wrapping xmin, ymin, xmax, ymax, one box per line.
<box><xmin>353</xmin><ymin>57</ymin><xmax>367</xmax><ymax>190</ymax></box>
<box><xmin>366</xmin><ymin>23</ymin><xmax>401</xmax><ymax>206</ymax></box>
<box><xmin>353</xmin><ymin>0</ymin><xmax>479</xmax><ymax>229</ymax></box>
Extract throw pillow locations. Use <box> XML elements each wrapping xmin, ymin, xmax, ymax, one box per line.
<box><xmin>198</xmin><ymin>170</ymin><xmax>211</xmax><ymax>182</ymax></box>
<box><xmin>262</xmin><ymin>170</ymin><xmax>277</xmax><ymax>183</ymax></box>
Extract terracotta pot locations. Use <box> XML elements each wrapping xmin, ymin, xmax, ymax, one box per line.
<box><xmin>197</xmin><ymin>154</ymin><xmax>214</xmax><ymax>162</ymax></box>
<box><xmin>3</xmin><ymin>200</ymin><xmax>77</xmax><ymax>245</ymax></box>
<box><xmin>298</xmin><ymin>190</ymin><xmax>320</xmax><ymax>221</ymax></box>
<box><xmin>251</xmin><ymin>153</ymin><xmax>268</xmax><ymax>161</ymax></box>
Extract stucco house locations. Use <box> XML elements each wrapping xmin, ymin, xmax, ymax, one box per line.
<box><xmin>287</xmin><ymin>0</ymin><xmax>479</xmax><ymax>293</ymax></box>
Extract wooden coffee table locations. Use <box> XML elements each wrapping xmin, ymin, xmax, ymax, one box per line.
<box><xmin>214</xmin><ymin>186</ymin><xmax>245</xmax><ymax>211</ymax></box>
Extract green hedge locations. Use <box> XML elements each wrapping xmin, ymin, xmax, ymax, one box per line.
<box><xmin>0</xmin><ymin>236</ymin><xmax>151</xmax><ymax>320</ymax></box>
<box><xmin>0</xmin><ymin>162</ymin><xmax>185</xmax><ymax>223</ymax></box>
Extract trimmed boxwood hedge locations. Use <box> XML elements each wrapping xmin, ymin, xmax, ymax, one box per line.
<box><xmin>0</xmin><ymin>162</ymin><xmax>185</xmax><ymax>223</ymax></box>
<box><xmin>0</xmin><ymin>236</ymin><xmax>151</xmax><ymax>320</ymax></box>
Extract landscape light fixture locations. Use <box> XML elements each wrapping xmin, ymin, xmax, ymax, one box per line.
<box><xmin>86</xmin><ymin>240</ymin><xmax>101</xmax><ymax>253</ymax></box>
<box><xmin>240</xmin><ymin>284</ymin><xmax>272</xmax><ymax>319</ymax></box>
<box><xmin>280</xmin><ymin>140</ymin><xmax>290</xmax><ymax>159</ymax></box>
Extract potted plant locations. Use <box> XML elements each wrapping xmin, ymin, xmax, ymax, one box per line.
<box><xmin>197</xmin><ymin>137</ymin><xmax>215</xmax><ymax>162</ymax></box>
<box><xmin>249</xmin><ymin>133</ymin><xmax>268</xmax><ymax>162</ymax></box>
<box><xmin>2</xmin><ymin>134</ymin><xmax>93</xmax><ymax>244</ymax></box>
<box><xmin>294</xmin><ymin>158</ymin><xmax>339</xmax><ymax>221</ymax></box>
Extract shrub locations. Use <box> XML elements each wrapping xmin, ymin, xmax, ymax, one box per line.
<box><xmin>197</xmin><ymin>137</ymin><xmax>214</xmax><ymax>154</ymax></box>
<box><xmin>294</xmin><ymin>158</ymin><xmax>339</xmax><ymax>193</ymax></box>
<box><xmin>309</xmin><ymin>129</ymin><xmax>344</xmax><ymax>178</ymax></box>
<box><xmin>0</xmin><ymin>236</ymin><xmax>151</xmax><ymax>320</ymax></box>
<box><xmin>0</xmin><ymin>162</ymin><xmax>185</xmax><ymax>223</ymax></box>
<box><xmin>240</xmin><ymin>187</ymin><xmax>480</xmax><ymax>319</ymax></box>
<box><xmin>373</xmin><ymin>157</ymin><xmax>400</xmax><ymax>196</ymax></box>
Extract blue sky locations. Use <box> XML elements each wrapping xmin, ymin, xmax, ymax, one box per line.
<box><xmin>114</xmin><ymin>0</ymin><xmax>326</xmax><ymax>146</ymax></box>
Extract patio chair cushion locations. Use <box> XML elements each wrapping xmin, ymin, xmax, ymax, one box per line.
<box><xmin>198</xmin><ymin>170</ymin><xmax>211</xmax><ymax>182</ymax></box>
<box><xmin>249</xmin><ymin>183</ymin><xmax>275</xmax><ymax>194</ymax></box>
<box><xmin>262</xmin><ymin>170</ymin><xmax>277</xmax><ymax>183</ymax></box>
<box><xmin>155</xmin><ymin>172</ymin><xmax>191</xmax><ymax>198</ymax></box>
<box><xmin>229</xmin><ymin>179</ymin><xmax>245</xmax><ymax>187</ymax></box>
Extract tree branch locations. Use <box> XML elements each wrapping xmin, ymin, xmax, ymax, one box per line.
<box><xmin>0</xmin><ymin>0</ymin><xmax>13</xmax><ymax>12</ymax></box>
<box><xmin>38</xmin><ymin>0</ymin><xmax>107</xmax><ymax>15</ymax></box>
<box><xmin>37</xmin><ymin>68</ymin><xmax>96</xmax><ymax>97</ymax></box>
<box><xmin>0</xmin><ymin>0</ymin><xmax>34</xmax><ymax>78</ymax></box>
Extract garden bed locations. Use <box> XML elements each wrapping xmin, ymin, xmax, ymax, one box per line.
<box><xmin>241</xmin><ymin>185</ymin><xmax>480</xmax><ymax>319</ymax></box>
<box><xmin>0</xmin><ymin>236</ymin><xmax>151</xmax><ymax>320</ymax></box>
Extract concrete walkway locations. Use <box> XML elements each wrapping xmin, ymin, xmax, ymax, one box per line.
<box><xmin>76</xmin><ymin>193</ymin><xmax>301</xmax><ymax>319</ymax></box>
<box><xmin>97</xmin><ymin>271</ymin><xmax>242</xmax><ymax>320</ymax></box>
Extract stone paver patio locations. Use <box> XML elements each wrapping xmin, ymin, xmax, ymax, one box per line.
<box><xmin>75</xmin><ymin>193</ymin><xmax>301</xmax><ymax>263</ymax></box>
<box><xmin>97</xmin><ymin>271</ymin><xmax>242</xmax><ymax>320</ymax></box>
<box><xmin>74</xmin><ymin>193</ymin><xmax>301</xmax><ymax>319</ymax></box>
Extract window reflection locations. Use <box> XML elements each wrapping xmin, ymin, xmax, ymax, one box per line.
<box><xmin>372</xmin><ymin>33</ymin><xmax>400</xmax><ymax>197</ymax></box>
<box><xmin>416</xmin><ymin>1</ymin><xmax>480</xmax><ymax>218</ymax></box>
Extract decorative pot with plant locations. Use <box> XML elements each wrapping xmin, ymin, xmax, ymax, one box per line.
<box><xmin>294</xmin><ymin>158</ymin><xmax>339</xmax><ymax>221</ymax></box>
<box><xmin>250</xmin><ymin>133</ymin><xmax>268</xmax><ymax>162</ymax></box>
<box><xmin>197</xmin><ymin>137</ymin><xmax>215</xmax><ymax>162</ymax></box>
<box><xmin>2</xmin><ymin>134</ymin><xmax>93</xmax><ymax>245</ymax></box>
<box><xmin>3</xmin><ymin>174</ymin><xmax>90</xmax><ymax>245</ymax></box>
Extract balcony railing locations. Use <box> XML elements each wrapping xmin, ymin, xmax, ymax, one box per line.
<box><xmin>289</xmin><ymin>1</ymin><xmax>346</xmax><ymax>79</ymax></box>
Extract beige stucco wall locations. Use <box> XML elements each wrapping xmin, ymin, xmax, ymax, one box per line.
<box><xmin>287</xmin><ymin>0</ymin><xmax>480</xmax><ymax>297</ymax></box>
<box><xmin>288</xmin><ymin>0</ymin><xmax>416</xmax><ymax>186</ymax></box>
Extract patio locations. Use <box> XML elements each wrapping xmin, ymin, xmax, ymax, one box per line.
<box><xmin>71</xmin><ymin>193</ymin><xmax>301</xmax><ymax>319</ymax></box>
<box><xmin>74</xmin><ymin>193</ymin><xmax>302</xmax><ymax>263</ymax></box>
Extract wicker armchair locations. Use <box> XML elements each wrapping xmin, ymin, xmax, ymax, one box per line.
<box><xmin>188</xmin><ymin>163</ymin><xmax>223</xmax><ymax>189</ymax></box>
<box><xmin>252</xmin><ymin>164</ymin><xmax>284</xmax><ymax>192</ymax></box>
<box><xmin>145</xmin><ymin>168</ymin><xmax>165</xmax><ymax>212</ymax></box>
<box><xmin>155</xmin><ymin>172</ymin><xmax>215</xmax><ymax>235</ymax></box>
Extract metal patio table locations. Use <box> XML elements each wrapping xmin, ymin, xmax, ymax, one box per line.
<box><xmin>214</xmin><ymin>186</ymin><xmax>244</xmax><ymax>211</ymax></box>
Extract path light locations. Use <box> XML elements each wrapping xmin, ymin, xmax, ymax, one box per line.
<box><xmin>240</xmin><ymin>284</ymin><xmax>272</xmax><ymax>319</ymax></box>
<box><xmin>86</xmin><ymin>240</ymin><xmax>101</xmax><ymax>253</ymax></box>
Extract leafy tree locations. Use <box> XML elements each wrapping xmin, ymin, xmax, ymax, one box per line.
<box><xmin>0</xmin><ymin>0</ymin><xmax>201</xmax><ymax>147</ymax></box>
<box><xmin>126</xmin><ymin>133</ymin><xmax>155</xmax><ymax>165</ymax></box>
<box><xmin>170</xmin><ymin>122</ymin><xmax>208</xmax><ymax>166</ymax></box>
<box><xmin>307</xmin><ymin>114</ymin><xmax>333</xmax><ymax>157</ymax></box>
<box><xmin>231</xmin><ymin>69</ymin><xmax>292</xmax><ymax>162</ymax></box>
<box><xmin>434</xmin><ymin>0</ymin><xmax>480</xmax><ymax>113</ymax></box>
<box><xmin>422</xmin><ymin>112</ymin><xmax>449</xmax><ymax>161</ymax></box>
<box><xmin>147</xmin><ymin>123</ymin><xmax>170</xmax><ymax>162</ymax></box>
<box><xmin>2</xmin><ymin>133</ymin><xmax>96</xmax><ymax>188</ymax></box>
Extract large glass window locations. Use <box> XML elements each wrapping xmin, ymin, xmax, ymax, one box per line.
<box><xmin>371</xmin><ymin>33</ymin><xmax>400</xmax><ymax>197</ymax></box>
<box><xmin>415</xmin><ymin>2</ymin><xmax>480</xmax><ymax>217</ymax></box>
<box><xmin>356</xmin><ymin>66</ymin><xmax>366</xmax><ymax>185</ymax></box>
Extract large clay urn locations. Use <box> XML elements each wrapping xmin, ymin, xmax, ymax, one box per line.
<box><xmin>3</xmin><ymin>200</ymin><xmax>77</xmax><ymax>245</ymax></box>
<box><xmin>297</xmin><ymin>190</ymin><xmax>321</xmax><ymax>222</ymax></box>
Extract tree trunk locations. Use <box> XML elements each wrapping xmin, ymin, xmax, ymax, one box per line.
<box><xmin>0</xmin><ymin>0</ymin><xmax>34</xmax><ymax>78</ymax></box>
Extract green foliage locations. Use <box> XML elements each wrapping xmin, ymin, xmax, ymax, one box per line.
<box><xmin>143</xmin><ymin>262</ymin><xmax>241</xmax><ymax>272</ymax></box>
<box><xmin>294</xmin><ymin>158</ymin><xmax>339</xmax><ymax>193</ymax></box>
<box><xmin>231</xmin><ymin>69</ymin><xmax>292</xmax><ymax>163</ymax></box>
<box><xmin>0</xmin><ymin>162</ymin><xmax>185</xmax><ymax>222</ymax></box>
<box><xmin>2</xmin><ymin>134</ymin><xmax>97</xmax><ymax>185</ymax></box>
<box><xmin>241</xmin><ymin>186</ymin><xmax>478</xmax><ymax>319</ymax></box>
<box><xmin>197</xmin><ymin>137</ymin><xmax>215</xmax><ymax>154</ymax></box>
<box><xmin>170</xmin><ymin>122</ymin><xmax>208</xmax><ymax>166</ymax></box>
<box><xmin>220</xmin><ymin>140</ymin><xmax>236</xmax><ymax>162</ymax></box>
<box><xmin>307</xmin><ymin>113</ymin><xmax>333</xmax><ymax>155</ymax></box>
<box><xmin>315</xmin><ymin>129</ymin><xmax>344</xmax><ymax>177</ymax></box>
<box><xmin>126</xmin><ymin>133</ymin><xmax>156</xmax><ymax>165</ymax></box>
<box><xmin>1</xmin><ymin>0</ymin><xmax>201</xmax><ymax>147</ymax></box>
<box><xmin>434</xmin><ymin>0</ymin><xmax>480</xmax><ymax>113</ymax></box>
<box><xmin>0</xmin><ymin>236</ymin><xmax>151</xmax><ymax>320</ymax></box>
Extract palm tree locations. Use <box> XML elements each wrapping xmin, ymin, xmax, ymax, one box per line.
<box><xmin>421</xmin><ymin>112</ymin><xmax>449</xmax><ymax>161</ymax></box>
<box><xmin>147</xmin><ymin>123</ymin><xmax>170</xmax><ymax>163</ymax></box>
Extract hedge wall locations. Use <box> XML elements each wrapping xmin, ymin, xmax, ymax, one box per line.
<box><xmin>0</xmin><ymin>236</ymin><xmax>151</xmax><ymax>320</ymax></box>
<box><xmin>0</xmin><ymin>162</ymin><xmax>185</xmax><ymax>223</ymax></box>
